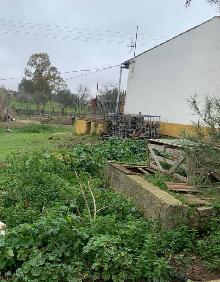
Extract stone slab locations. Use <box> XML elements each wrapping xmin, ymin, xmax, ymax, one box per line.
<box><xmin>106</xmin><ymin>163</ymin><xmax>217</xmax><ymax>229</ymax></box>
<box><xmin>106</xmin><ymin>162</ymin><xmax>188</xmax><ymax>229</ymax></box>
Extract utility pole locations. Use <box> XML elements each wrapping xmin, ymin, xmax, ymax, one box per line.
<box><xmin>116</xmin><ymin>66</ymin><xmax>123</xmax><ymax>113</ymax></box>
<box><xmin>115</xmin><ymin>26</ymin><xmax>139</xmax><ymax>114</ymax></box>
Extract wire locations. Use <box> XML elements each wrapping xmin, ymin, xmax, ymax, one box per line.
<box><xmin>0</xmin><ymin>64</ymin><xmax>121</xmax><ymax>81</ymax></box>
<box><xmin>0</xmin><ymin>27</ymin><xmax>168</xmax><ymax>48</ymax></box>
<box><xmin>0</xmin><ymin>22</ymin><xmax>132</xmax><ymax>39</ymax></box>
<box><xmin>65</xmin><ymin>64</ymin><xmax>120</xmax><ymax>81</ymax></box>
<box><xmin>0</xmin><ymin>18</ymin><xmax>168</xmax><ymax>42</ymax></box>
<box><xmin>0</xmin><ymin>18</ymin><xmax>149</xmax><ymax>38</ymax></box>
<box><xmin>0</xmin><ymin>28</ymin><xmax>131</xmax><ymax>45</ymax></box>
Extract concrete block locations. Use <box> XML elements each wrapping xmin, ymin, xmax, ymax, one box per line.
<box><xmin>90</xmin><ymin>121</ymin><xmax>97</xmax><ymax>134</ymax></box>
<box><xmin>106</xmin><ymin>162</ymin><xmax>188</xmax><ymax>229</ymax></box>
<box><xmin>96</xmin><ymin>121</ymin><xmax>106</xmax><ymax>134</ymax></box>
<box><xmin>74</xmin><ymin>119</ymin><xmax>91</xmax><ymax>135</ymax></box>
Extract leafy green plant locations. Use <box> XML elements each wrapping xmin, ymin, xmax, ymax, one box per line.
<box><xmin>0</xmin><ymin>138</ymin><xmax>219</xmax><ymax>281</ymax></box>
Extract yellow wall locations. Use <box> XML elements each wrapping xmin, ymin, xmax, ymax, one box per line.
<box><xmin>75</xmin><ymin>119</ymin><xmax>200</xmax><ymax>138</ymax></box>
<box><xmin>160</xmin><ymin>122</ymin><xmax>197</xmax><ymax>138</ymax></box>
<box><xmin>74</xmin><ymin>119</ymin><xmax>106</xmax><ymax>135</ymax></box>
<box><xmin>74</xmin><ymin>119</ymin><xmax>91</xmax><ymax>135</ymax></box>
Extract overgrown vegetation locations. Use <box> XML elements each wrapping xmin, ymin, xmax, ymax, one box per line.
<box><xmin>0</xmin><ymin>137</ymin><xmax>219</xmax><ymax>281</ymax></box>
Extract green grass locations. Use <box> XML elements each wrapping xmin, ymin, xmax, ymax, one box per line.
<box><xmin>0</xmin><ymin>132</ymin><xmax>68</xmax><ymax>160</ymax></box>
<box><xmin>0</xmin><ymin>122</ymin><xmax>97</xmax><ymax>160</ymax></box>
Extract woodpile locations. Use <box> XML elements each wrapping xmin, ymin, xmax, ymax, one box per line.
<box><xmin>105</xmin><ymin>114</ymin><xmax>160</xmax><ymax>139</ymax></box>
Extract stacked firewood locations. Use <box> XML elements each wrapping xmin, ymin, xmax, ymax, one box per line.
<box><xmin>105</xmin><ymin>114</ymin><xmax>160</xmax><ymax>139</ymax></box>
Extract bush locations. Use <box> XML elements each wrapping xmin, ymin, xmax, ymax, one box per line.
<box><xmin>0</xmin><ymin>210</ymin><xmax>174</xmax><ymax>282</ymax></box>
<box><xmin>0</xmin><ymin>138</ymin><xmax>219</xmax><ymax>281</ymax></box>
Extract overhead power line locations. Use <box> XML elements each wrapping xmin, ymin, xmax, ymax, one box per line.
<box><xmin>65</xmin><ymin>64</ymin><xmax>120</xmax><ymax>81</ymax></box>
<box><xmin>0</xmin><ymin>18</ymin><xmax>159</xmax><ymax>38</ymax></box>
<box><xmin>0</xmin><ymin>18</ymin><xmax>168</xmax><ymax>44</ymax></box>
<box><xmin>0</xmin><ymin>28</ymin><xmax>129</xmax><ymax>44</ymax></box>
<box><xmin>0</xmin><ymin>27</ymin><xmax>168</xmax><ymax>46</ymax></box>
<box><xmin>0</xmin><ymin>64</ymin><xmax>120</xmax><ymax>82</ymax></box>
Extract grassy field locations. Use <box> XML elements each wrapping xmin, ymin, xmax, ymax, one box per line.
<box><xmin>0</xmin><ymin>121</ymin><xmax>96</xmax><ymax>160</ymax></box>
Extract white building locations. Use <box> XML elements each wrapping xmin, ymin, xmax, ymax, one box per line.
<box><xmin>124</xmin><ymin>17</ymin><xmax>220</xmax><ymax>124</ymax></box>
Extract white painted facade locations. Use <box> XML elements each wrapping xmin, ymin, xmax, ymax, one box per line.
<box><xmin>124</xmin><ymin>17</ymin><xmax>220</xmax><ymax>124</ymax></box>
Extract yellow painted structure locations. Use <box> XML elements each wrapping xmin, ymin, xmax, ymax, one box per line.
<box><xmin>90</xmin><ymin>122</ymin><xmax>97</xmax><ymax>134</ymax></box>
<box><xmin>75</xmin><ymin>119</ymin><xmax>202</xmax><ymax>138</ymax></box>
<box><xmin>96</xmin><ymin>122</ymin><xmax>106</xmax><ymax>134</ymax></box>
<box><xmin>160</xmin><ymin>122</ymin><xmax>197</xmax><ymax>138</ymax></box>
<box><xmin>74</xmin><ymin>119</ymin><xmax>106</xmax><ymax>135</ymax></box>
<box><xmin>74</xmin><ymin>119</ymin><xmax>91</xmax><ymax>135</ymax></box>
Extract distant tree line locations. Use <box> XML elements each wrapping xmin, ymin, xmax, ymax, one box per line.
<box><xmin>16</xmin><ymin>53</ymin><xmax>124</xmax><ymax>116</ymax></box>
<box><xmin>17</xmin><ymin>53</ymin><xmax>91</xmax><ymax>115</ymax></box>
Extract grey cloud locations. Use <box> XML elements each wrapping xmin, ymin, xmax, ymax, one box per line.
<box><xmin>0</xmin><ymin>0</ymin><xmax>217</xmax><ymax>94</ymax></box>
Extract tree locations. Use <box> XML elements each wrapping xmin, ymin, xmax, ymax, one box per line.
<box><xmin>97</xmin><ymin>84</ymin><xmax>126</xmax><ymax>114</ymax></box>
<box><xmin>186</xmin><ymin>0</ymin><xmax>220</xmax><ymax>6</ymax></box>
<box><xmin>23</xmin><ymin>53</ymin><xmax>66</xmax><ymax>113</ymax></box>
<box><xmin>76</xmin><ymin>84</ymin><xmax>90</xmax><ymax>103</ymax></box>
<box><xmin>189</xmin><ymin>96</ymin><xmax>220</xmax><ymax>144</ymax></box>
<box><xmin>56</xmin><ymin>89</ymin><xmax>77</xmax><ymax>115</ymax></box>
<box><xmin>0</xmin><ymin>86</ymin><xmax>9</xmax><ymax>121</ymax></box>
<box><xmin>18</xmin><ymin>78</ymin><xmax>34</xmax><ymax>106</ymax></box>
<box><xmin>186</xmin><ymin>96</ymin><xmax>220</xmax><ymax>185</ymax></box>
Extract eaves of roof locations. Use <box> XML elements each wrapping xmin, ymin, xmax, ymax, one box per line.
<box><xmin>123</xmin><ymin>16</ymin><xmax>220</xmax><ymax>68</ymax></box>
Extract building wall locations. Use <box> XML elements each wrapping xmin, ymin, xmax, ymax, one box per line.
<box><xmin>125</xmin><ymin>17</ymin><xmax>220</xmax><ymax>124</ymax></box>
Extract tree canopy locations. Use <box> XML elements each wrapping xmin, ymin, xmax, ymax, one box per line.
<box><xmin>19</xmin><ymin>53</ymin><xmax>66</xmax><ymax>110</ymax></box>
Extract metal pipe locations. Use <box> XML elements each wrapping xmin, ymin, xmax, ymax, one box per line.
<box><xmin>116</xmin><ymin>66</ymin><xmax>123</xmax><ymax>113</ymax></box>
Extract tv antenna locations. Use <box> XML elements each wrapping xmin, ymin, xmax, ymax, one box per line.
<box><xmin>127</xmin><ymin>26</ymin><xmax>139</xmax><ymax>60</ymax></box>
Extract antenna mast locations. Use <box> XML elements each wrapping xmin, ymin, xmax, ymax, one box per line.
<box><xmin>115</xmin><ymin>26</ymin><xmax>139</xmax><ymax>114</ymax></box>
<box><xmin>133</xmin><ymin>25</ymin><xmax>139</xmax><ymax>59</ymax></box>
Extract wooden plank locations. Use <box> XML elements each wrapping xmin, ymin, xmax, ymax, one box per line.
<box><xmin>168</xmin><ymin>155</ymin><xmax>185</xmax><ymax>174</ymax></box>
<box><xmin>155</xmin><ymin>155</ymin><xmax>176</xmax><ymax>166</ymax></box>
<box><xmin>166</xmin><ymin>184</ymin><xmax>197</xmax><ymax>190</ymax></box>
<box><xmin>211</xmin><ymin>172</ymin><xmax>220</xmax><ymax>182</ymax></box>
<box><xmin>173</xmin><ymin>173</ymin><xmax>187</xmax><ymax>183</ymax></box>
<box><xmin>149</xmin><ymin>139</ymin><xmax>198</xmax><ymax>148</ymax></box>
<box><xmin>167</xmin><ymin>187</ymin><xmax>199</xmax><ymax>193</ymax></box>
<box><xmin>144</xmin><ymin>167</ymin><xmax>157</xmax><ymax>174</ymax></box>
<box><xmin>165</xmin><ymin>182</ymin><xmax>187</xmax><ymax>186</ymax></box>
<box><xmin>196</xmin><ymin>206</ymin><xmax>216</xmax><ymax>216</ymax></box>
<box><xmin>111</xmin><ymin>163</ymin><xmax>136</xmax><ymax>175</ymax></box>
<box><xmin>182</xmin><ymin>194</ymin><xmax>211</xmax><ymax>206</ymax></box>
<box><xmin>148</xmin><ymin>146</ymin><xmax>164</xmax><ymax>172</ymax></box>
<box><xmin>150</xmin><ymin>162</ymin><xmax>162</xmax><ymax>172</ymax></box>
<box><xmin>148</xmin><ymin>144</ymin><xmax>182</xmax><ymax>157</ymax></box>
<box><xmin>137</xmin><ymin>167</ymin><xmax>150</xmax><ymax>175</ymax></box>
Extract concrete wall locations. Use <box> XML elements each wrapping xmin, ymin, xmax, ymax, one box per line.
<box><xmin>74</xmin><ymin>119</ymin><xmax>106</xmax><ymax>135</ymax></box>
<box><xmin>125</xmin><ymin>17</ymin><xmax>220</xmax><ymax>124</ymax></box>
<box><xmin>160</xmin><ymin>122</ymin><xmax>197</xmax><ymax>138</ymax></box>
<box><xmin>106</xmin><ymin>162</ymin><xmax>188</xmax><ymax>228</ymax></box>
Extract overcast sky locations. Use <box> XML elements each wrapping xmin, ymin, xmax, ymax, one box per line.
<box><xmin>0</xmin><ymin>0</ymin><xmax>218</xmax><ymax>95</ymax></box>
